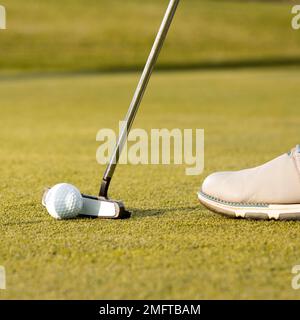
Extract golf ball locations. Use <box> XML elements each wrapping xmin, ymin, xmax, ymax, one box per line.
<box><xmin>45</xmin><ymin>183</ymin><xmax>83</xmax><ymax>220</ymax></box>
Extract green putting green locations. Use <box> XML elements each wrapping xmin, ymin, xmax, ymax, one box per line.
<box><xmin>0</xmin><ymin>67</ymin><xmax>300</xmax><ymax>299</ymax></box>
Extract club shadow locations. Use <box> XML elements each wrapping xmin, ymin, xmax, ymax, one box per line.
<box><xmin>2</xmin><ymin>219</ymin><xmax>46</xmax><ymax>226</ymax></box>
<box><xmin>129</xmin><ymin>206</ymin><xmax>199</xmax><ymax>218</ymax></box>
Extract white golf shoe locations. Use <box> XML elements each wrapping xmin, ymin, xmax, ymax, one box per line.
<box><xmin>198</xmin><ymin>145</ymin><xmax>300</xmax><ymax>220</ymax></box>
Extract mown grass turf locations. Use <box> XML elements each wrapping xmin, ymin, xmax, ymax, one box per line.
<box><xmin>0</xmin><ymin>67</ymin><xmax>300</xmax><ymax>299</ymax></box>
<box><xmin>0</xmin><ymin>0</ymin><xmax>299</xmax><ymax>72</ymax></box>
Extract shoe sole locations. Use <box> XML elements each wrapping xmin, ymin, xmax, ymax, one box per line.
<box><xmin>198</xmin><ymin>191</ymin><xmax>300</xmax><ymax>221</ymax></box>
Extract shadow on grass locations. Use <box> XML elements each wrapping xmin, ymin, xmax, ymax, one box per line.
<box><xmin>2</xmin><ymin>219</ymin><xmax>46</xmax><ymax>226</ymax></box>
<box><xmin>1</xmin><ymin>56</ymin><xmax>300</xmax><ymax>82</ymax></box>
<box><xmin>130</xmin><ymin>206</ymin><xmax>199</xmax><ymax>218</ymax></box>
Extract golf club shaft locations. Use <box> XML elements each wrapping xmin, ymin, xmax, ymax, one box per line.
<box><xmin>100</xmin><ymin>0</ymin><xmax>180</xmax><ymax>197</ymax></box>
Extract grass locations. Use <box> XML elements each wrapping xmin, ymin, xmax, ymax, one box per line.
<box><xmin>0</xmin><ymin>67</ymin><xmax>300</xmax><ymax>299</ymax></box>
<box><xmin>0</xmin><ymin>0</ymin><xmax>299</xmax><ymax>72</ymax></box>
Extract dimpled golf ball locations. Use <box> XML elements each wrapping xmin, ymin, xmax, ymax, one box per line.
<box><xmin>45</xmin><ymin>183</ymin><xmax>83</xmax><ymax>220</ymax></box>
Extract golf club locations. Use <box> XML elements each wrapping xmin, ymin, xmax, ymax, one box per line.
<box><xmin>42</xmin><ymin>0</ymin><xmax>180</xmax><ymax>219</ymax></box>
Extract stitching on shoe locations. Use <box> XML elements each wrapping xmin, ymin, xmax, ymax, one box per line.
<box><xmin>200</xmin><ymin>191</ymin><xmax>268</xmax><ymax>208</ymax></box>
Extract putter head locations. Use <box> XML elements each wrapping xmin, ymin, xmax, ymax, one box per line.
<box><xmin>42</xmin><ymin>188</ymin><xmax>131</xmax><ymax>219</ymax></box>
<box><xmin>80</xmin><ymin>194</ymin><xmax>131</xmax><ymax>219</ymax></box>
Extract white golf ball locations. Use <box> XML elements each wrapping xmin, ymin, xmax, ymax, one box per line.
<box><xmin>45</xmin><ymin>183</ymin><xmax>83</xmax><ymax>220</ymax></box>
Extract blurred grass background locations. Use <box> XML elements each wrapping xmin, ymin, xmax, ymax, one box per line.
<box><xmin>0</xmin><ymin>0</ymin><xmax>299</xmax><ymax>72</ymax></box>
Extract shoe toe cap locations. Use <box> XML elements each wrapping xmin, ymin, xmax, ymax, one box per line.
<box><xmin>201</xmin><ymin>172</ymin><xmax>225</xmax><ymax>198</ymax></box>
<box><xmin>200</xmin><ymin>171</ymin><xmax>242</xmax><ymax>203</ymax></box>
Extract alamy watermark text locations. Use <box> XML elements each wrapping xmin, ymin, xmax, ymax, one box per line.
<box><xmin>96</xmin><ymin>122</ymin><xmax>204</xmax><ymax>176</ymax></box>
<box><xmin>0</xmin><ymin>266</ymin><xmax>6</xmax><ymax>290</ymax></box>
<box><xmin>0</xmin><ymin>5</ymin><xmax>6</xmax><ymax>29</ymax></box>
<box><xmin>292</xmin><ymin>5</ymin><xmax>300</xmax><ymax>30</ymax></box>
<box><xmin>292</xmin><ymin>265</ymin><xmax>300</xmax><ymax>290</ymax></box>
